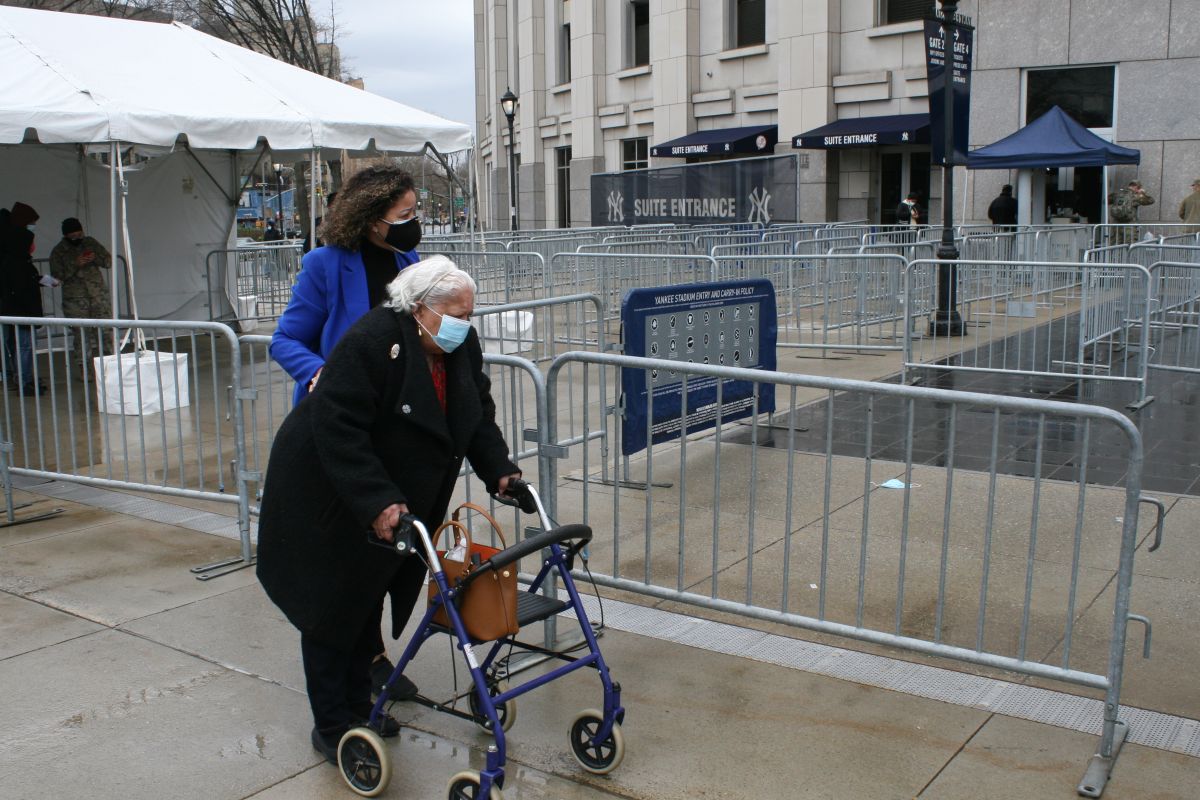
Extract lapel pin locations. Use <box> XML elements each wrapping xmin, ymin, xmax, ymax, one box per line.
<box><xmin>401</xmin><ymin>404</ymin><xmax>412</xmax><ymax>414</ymax></box>
<box><xmin>389</xmin><ymin>343</ymin><xmax>400</xmax><ymax>359</ymax></box>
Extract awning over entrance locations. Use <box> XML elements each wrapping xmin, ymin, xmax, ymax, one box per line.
<box><xmin>791</xmin><ymin>114</ymin><xmax>930</xmax><ymax>149</ymax></box>
<box><xmin>650</xmin><ymin>124</ymin><xmax>777</xmax><ymax>158</ymax></box>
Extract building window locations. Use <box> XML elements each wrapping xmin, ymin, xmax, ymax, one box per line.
<box><xmin>1026</xmin><ymin>66</ymin><xmax>1116</xmax><ymax>129</ymax></box>
<box><xmin>622</xmin><ymin>138</ymin><xmax>648</xmax><ymax>170</ymax></box>
<box><xmin>559</xmin><ymin>22</ymin><xmax>572</xmax><ymax>84</ymax></box>
<box><xmin>556</xmin><ymin>146</ymin><xmax>572</xmax><ymax>227</ymax></box>
<box><xmin>733</xmin><ymin>0</ymin><xmax>765</xmax><ymax>48</ymax></box>
<box><xmin>881</xmin><ymin>0</ymin><xmax>934</xmax><ymax>25</ymax></box>
<box><xmin>628</xmin><ymin>0</ymin><xmax>650</xmax><ymax>67</ymax></box>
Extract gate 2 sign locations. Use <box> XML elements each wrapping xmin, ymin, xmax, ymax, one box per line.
<box><xmin>621</xmin><ymin>279</ymin><xmax>777</xmax><ymax>456</ymax></box>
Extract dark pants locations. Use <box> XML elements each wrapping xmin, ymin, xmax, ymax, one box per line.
<box><xmin>301</xmin><ymin>595</ymin><xmax>384</xmax><ymax>733</ymax></box>
<box><xmin>3</xmin><ymin>324</ymin><xmax>34</xmax><ymax>388</ymax></box>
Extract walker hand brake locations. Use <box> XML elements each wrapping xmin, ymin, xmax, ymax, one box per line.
<box><xmin>494</xmin><ymin>477</ymin><xmax>538</xmax><ymax>515</ymax></box>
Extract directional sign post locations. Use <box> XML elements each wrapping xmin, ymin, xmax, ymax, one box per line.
<box><xmin>924</xmin><ymin>10</ymin><xmax>973</xmax><ymax>166</ymax></box>
<box><xmin>924</xmin><ymin>1</ymin><xmax>974</xmax><ymax>337</ymax></box>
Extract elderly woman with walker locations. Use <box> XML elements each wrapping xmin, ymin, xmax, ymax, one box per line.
<box><xmin>257</xmin><ymin>256</ymin><xmax>524</xmax><ymax>765</ymax></box>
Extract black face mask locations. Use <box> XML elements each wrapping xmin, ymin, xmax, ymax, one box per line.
<box><xmin>381</xmin><ymin>217</ymin><xmax>421</xmax><ymax>253</ymax></box>
<box><xmin>67</xmin><ymin>237</ymin><xmax>84</xmax><ymax>247</ymax></box>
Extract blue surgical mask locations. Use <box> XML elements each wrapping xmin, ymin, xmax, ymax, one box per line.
<box><xmin>421</xmin><ymin>308</ymin><xmax>472</xmax><ymax>353</ymax></box>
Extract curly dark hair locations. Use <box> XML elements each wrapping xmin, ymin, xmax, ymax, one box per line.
<box><xmin>321</xmin><ymin>164</ymin><xmax>416</xmax><ymax>250</ymax></box>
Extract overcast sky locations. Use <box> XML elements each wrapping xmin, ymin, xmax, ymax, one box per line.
<box><xmin>334</xmin><ymin>0</ymin><xmax>476</xmax><ymax>126</ymax></box>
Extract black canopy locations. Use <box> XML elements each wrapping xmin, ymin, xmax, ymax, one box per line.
<box><xmin>651</xmin><ymin>124</ymin><xmax>777</xmax><ymax>158</ymax></box>
<box><xmin>792</xmin><ymin>114</ymin><xmax>929</xmax><ymax>149</ymax></box>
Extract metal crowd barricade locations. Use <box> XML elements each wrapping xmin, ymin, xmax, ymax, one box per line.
<box><xmin>548</xmin><ymin>252</ymin><xmax>717</xmax><ymax>323</ymax></box>
<box><xmin>712</xmin><ymin>253</ymin><xmax>911</xmax><ymax>351</ymax></box>
<box><xmin>1146</xmin><ymin>260</ymin><xmax>1200</xmax><ymax>376</ymax></box>
<box><xmin>544</xmin><ymin>350</ymin><xmax>1160</xmax><ymax>799</ymax></box>
<box><xmin>1093</xmin><ymin>223</ymin><xmax>1200</xmax><ymax>248</ymax></box>
<box><xmin>423</xmin><ymin>249</ymin><xmax>547</xmax><ymax>304</ymax></box>
<box><xmin>902</xmin><ymin>260</ymin><xmax>1154</xmax><ymax>409</ymax></box>
<box><xmin>205</xmin><ymin>242</ymin><xmax>304</xmax><ymax>323</ymax></box>
<box><xmin>0</xmin><ymin>315</ymin><xmax>253</xmax><ymax>578</ymax></box>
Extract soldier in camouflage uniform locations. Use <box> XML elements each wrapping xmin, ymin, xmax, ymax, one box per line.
<box><xmin>48</xmin><ymin>218</ymin><xmax>112</xmax><ymax>376</ymax></box>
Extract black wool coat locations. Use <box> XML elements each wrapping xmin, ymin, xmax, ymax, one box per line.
<box><xmin>256</xmin><ymin>306</ymin><xmax>518</xmax><ymax>651</ymax></box>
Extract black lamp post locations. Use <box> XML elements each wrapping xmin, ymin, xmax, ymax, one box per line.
<box><xmin>500</xmin><ymin>87</ymin><xmax>519</xmax><ymax>231</ymax></box>
<box><xmin>930</xmin><ymin>0</ymin><xmax>965</xmax><ymax>336</ymax></box>
<box><xmin>273</xmin><ymin>162</ymin><xmax>285</xmax><ymax>232</ymax></box>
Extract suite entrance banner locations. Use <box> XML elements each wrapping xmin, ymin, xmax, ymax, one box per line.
<box><xmin>591</xmin><ymin>155</ymin><xmax>799</xmax><ymax>226</ymax></box>
<box><xmin>620</xmin><ymin>279</ymin><xmax>777</xmax><ymax>456</ymax></box>
<box><xmin>925</xmin><ymin>13</ymin><xmax>973</xmax><ymax>165</ymax></box>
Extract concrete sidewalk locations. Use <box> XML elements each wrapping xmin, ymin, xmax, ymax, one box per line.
<box><xmin>0</xmin><ymin>483</ymin><xmax>1197</xmax><ymax>800</ymax></box>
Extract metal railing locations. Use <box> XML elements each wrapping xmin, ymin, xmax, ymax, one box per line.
<box><xmin>205</xmin><ymin>243</ymin><xmax>304</xmax><ymax>325</ymax></box>
<box><xmin>544</xmin><ymin>349</ymin><xmax>1160</xmax><ymax>798</ymax></box>
<box><xmin>423</xmin><ymin>249</ymin><xmax>547</xmax><ymax>304</ymax></box>
<box><xmin>548</xmin><ymin>252</ymin><xmax>717</xmax><ymax>322</ymax></box>
<box><xmin>1147</xmin><ymin>260</ymin><xmax>1200</xmax><ymax>376</ymax></box>
<box><xmin>902</xmin><ymin>260</ymin><xmax>1154</xmax><ymax>409</ymax></box>
<box><xmin>712</xmin><ymin>253</ymin><xmax>912</xmax><ymax>352</ymax></box>
<box><xmin>0</xmin><ymin>315</ymin><xmax>252</xmax><ymax>577</ymax></box>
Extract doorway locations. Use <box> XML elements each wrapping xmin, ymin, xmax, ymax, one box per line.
<box><xmin>1044</xmin><ymin>166</ymin><xmax>1103</xmax><ymax>224</ymax></box>
<box><xmin>880</xmin><ymin>150</ymin><xmax>931</xmax><ymax>224</ymax></box>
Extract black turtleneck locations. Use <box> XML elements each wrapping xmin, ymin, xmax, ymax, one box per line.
<box><xmin>361</xmin><ymin>241</ymin><xmax>399</xmax><ymax>308</ymax></box>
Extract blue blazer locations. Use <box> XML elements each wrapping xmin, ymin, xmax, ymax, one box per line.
<box><xmin>270</xmin><ymin>244</ymin><xmax>420</xmax><ymax>405</ymax></box>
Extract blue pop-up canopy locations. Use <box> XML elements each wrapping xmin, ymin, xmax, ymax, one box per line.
<box><xmin>966</xmin><ymin>106</ymin><xmax>1140</xmax><ymax>169</ymax></box>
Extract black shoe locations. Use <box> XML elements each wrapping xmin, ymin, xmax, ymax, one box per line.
<box><xmin>370</xmin><ymin>657</ymin><xmax>418</xmax><ymax>701</ymax></box>
<box><xmin>310</xmin><ymin>726</ymin><xmax>344</xmax><ymax>765</ymax></box>
<box><xmin>350</xmin><ymin>702</ymin><xmax>401</xmax><ymax>738</ymax></box>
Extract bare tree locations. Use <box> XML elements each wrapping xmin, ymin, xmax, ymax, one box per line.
<box><xmin>0</xmin><ymin>0</ymin><xmax>184</xmax><ymax>21</ymax></box>
<box><xmin>186</xmin><ymin>0</ymin><xmax>341</xmax><ymax>78</ymax></box>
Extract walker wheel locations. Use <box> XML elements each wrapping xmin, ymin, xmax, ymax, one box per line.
<box><xmin>468</xmin><ymin>680</ymin><xmax>517</xmax><ymax>733</ymax></box>
<box><xmin>447</xmin><ymin>769</ymin><xmax>503</xmax><ymax>799</ymax></box>
<box><xmin>568</xmin><ymin>708</ymin><xmax>625</xmax><ymax>775</ymax></box>
<box><xmin>337</xmin><ymin>727</ymin><xmax>391</xmax><ymax>797</ymax></box>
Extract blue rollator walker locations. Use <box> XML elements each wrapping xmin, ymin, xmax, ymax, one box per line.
<box><xmin>335</xmin><ymin>479</ymin><xmax>625</xmax><ymax>798</ymax></box>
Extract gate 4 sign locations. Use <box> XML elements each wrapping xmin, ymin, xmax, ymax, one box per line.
<box><xmin>925</xmin><ymin>13</ymin><xmax>973</xmax><ymax>165</ymax></box>
<box><xmin>621</xmin><ymin>279</ymin><xmax>777</xmax><ymax>456</ymax></box>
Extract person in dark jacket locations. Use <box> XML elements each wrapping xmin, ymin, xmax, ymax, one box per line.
<box><xmin>0</xmin><ymin>202</ymin><xmax>58</xmax><ymax>395</ymax></box>
<box><xmin>256</xmin><ymin>255</ymin><xmax>521</xmax><ymax>764</ymax></box>
<box><xmin>988</xmin><ymin>184</ymin><xmax>1018</xmax><ymax>229</ymax></box>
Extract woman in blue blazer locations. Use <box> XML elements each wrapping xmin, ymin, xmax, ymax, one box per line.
<box><xmin>270</xmin><ymin>163</ymin><xmax>423</xmax><ymax>703</ymax></box>
<box><xmin>271</xmin><ymin>165</ymin><xmax>422</xmax><ymax>406</ymax></box>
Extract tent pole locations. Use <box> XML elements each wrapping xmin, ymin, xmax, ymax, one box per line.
<box><xmin>109</xmin><ymin>142</ymin><xmax>120</xmax><ymax>337</ymax></box>
<box><xmin>310</xmin><ymin>148</ymin><xmax>319</xmax><ymax>249</ymax></box>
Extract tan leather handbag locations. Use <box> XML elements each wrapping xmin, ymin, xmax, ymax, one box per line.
<box><xmin>428</xmin><ymin>502</ymin><xmax>519</xmax><ymax>641</ymax></box>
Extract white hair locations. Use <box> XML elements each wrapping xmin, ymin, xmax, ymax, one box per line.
<box><xmin>385</xmin><ymin>255</ymin><xmax>476</xmax><ymax>313</ymax></box>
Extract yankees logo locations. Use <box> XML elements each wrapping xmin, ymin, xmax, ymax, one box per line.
<box><xmin>607</xmin><ymin>191</ymin><xmax>625</xmax><ymax>223</ymax></box>
<box><xmin>747</xmin><ymin>186</ymin><xmax>772</xmax><ymax>225</ymax></box>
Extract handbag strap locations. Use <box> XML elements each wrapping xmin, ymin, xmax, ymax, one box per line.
<box><xmin>451</xmin><ymin>502</ymin><xmax>508</xmax><ymax>548</ymax></box>
<box><xmin>430</xmin><ymin>518</ymin><xmax>471</xmax><ymax>553</ymax></box>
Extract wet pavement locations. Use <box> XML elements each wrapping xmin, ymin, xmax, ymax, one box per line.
<box><xmin>770</xmin><ymin>319</ymin><xmax>1200</xmax><ymax>497</ymax></box>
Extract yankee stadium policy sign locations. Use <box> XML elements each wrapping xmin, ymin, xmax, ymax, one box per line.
<box><xmin>621</xmin><ymin>279</ymin><xmax>777</xmax><ymax>456</ymax></box>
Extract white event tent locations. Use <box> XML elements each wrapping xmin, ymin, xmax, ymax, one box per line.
<box><xmin>0</xmin><ymin>6</ymin><xmax>472</xmax><ymax>320</ymax></box>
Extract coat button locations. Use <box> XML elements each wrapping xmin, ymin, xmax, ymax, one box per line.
<box><xmin>389</xmin><ymin>344</ymin><xmax>400</xmax><ymax>359</ymax></box>
<box><xmin>401</xmin><ymin>404</ymin><xmax>412</xmax><ymax>414</ymax></box>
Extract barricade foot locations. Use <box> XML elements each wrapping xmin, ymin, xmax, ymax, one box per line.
<box><xmin>0</xmin><ymin>507</ymin><xmax>65</xmax><ymax>528</ymax></box>
<box><xmin>1125</xmin><ymin>394</ymin><xmax>1155</xmax><ymax>411</ymax></box>
<box><xmin>1077</xmin><ymin>719</ymin><xmax>1128</xmax><ymax>798</ymax></box>
<box><xmin>191</xmin><ymin>555</ymin><xmax>255</xmax><ymax>582</ymax></box>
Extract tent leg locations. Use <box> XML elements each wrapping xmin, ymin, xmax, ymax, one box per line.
<box><xmin>310</xmin><ymin>148</ymin><xmax>319</xmax><ymax>249</ymax></box>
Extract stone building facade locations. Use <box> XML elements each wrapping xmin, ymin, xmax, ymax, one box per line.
<box><xmin>474</xmin><ymin>0</ymin><xmax>1200</xmax><ymax>229</ymax></box>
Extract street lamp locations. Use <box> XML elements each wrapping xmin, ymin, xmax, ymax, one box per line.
<box><xmin>930</xmin><ymin>0</ymin><xmax>965</xmax><ymax>336</ymax></box>
<box><xmin>500</xmin><ymin>87</ymin><xmax>519</xmax><ymax>231</ymax></box>
<box><xmin>272</xmin><ymin>162</ymin><xmax>285</xmax><ymax>233</ymax></box>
